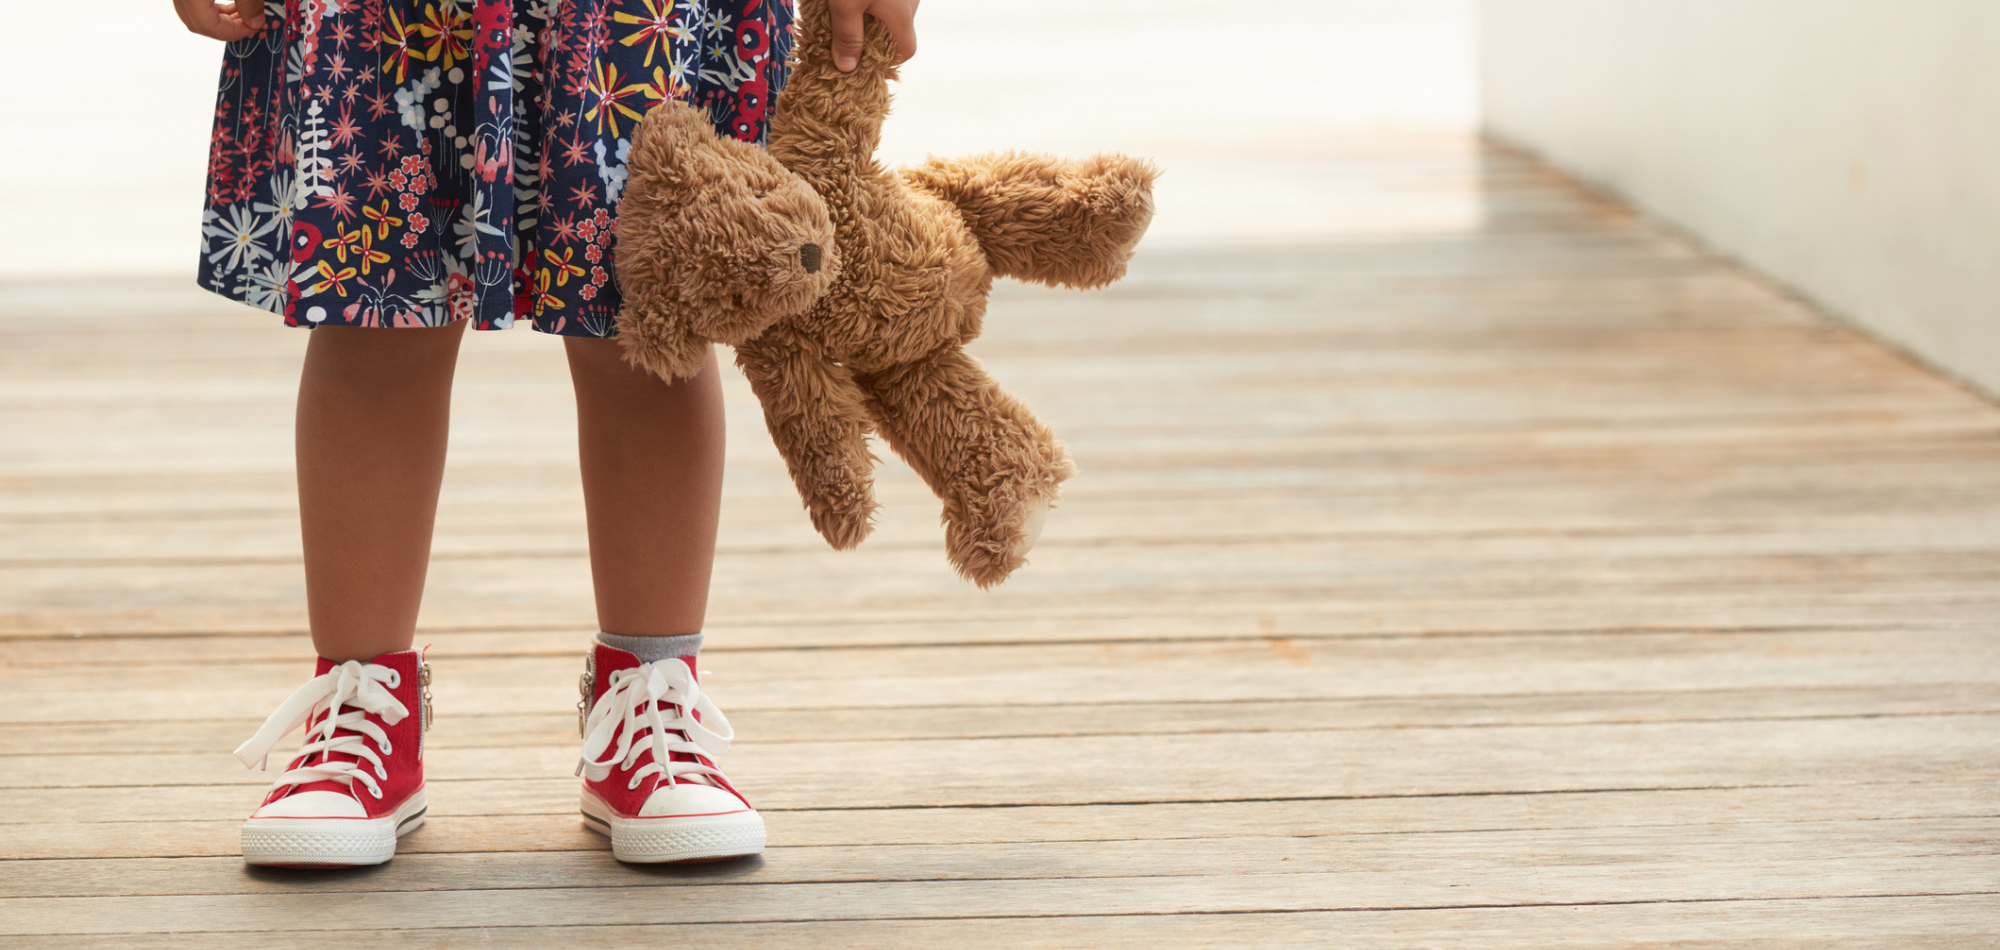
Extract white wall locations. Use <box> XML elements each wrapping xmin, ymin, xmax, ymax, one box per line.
<box><xmin>1481</xmin><ymin>0</ymin><xmax>2000</xmax><ymax>398</ymax></box>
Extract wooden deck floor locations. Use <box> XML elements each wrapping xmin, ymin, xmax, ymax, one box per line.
<box><xmin>3</xmin><ymin>139</ymin><xmax>1998</xmax><ymax>947</ymax></box>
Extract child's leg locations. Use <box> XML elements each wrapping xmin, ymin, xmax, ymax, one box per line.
<box><xmin>236</xmin><ymin>322</ymin><xmax>463</xmax><ymax>867</ymax></box>
<box><xmin>563</xmin><ymin>338</ymin><xmax>726</xmax><ymax>636</ymax></box>
<box><xmin>565</xmin><ymin>337</ymin><xmax>761</xmax><ymax>863</ymax></box>
<box><xmin>296</xmin><ymin>322</ymin><xmax>468</xmax><ymax>661</ymax></box>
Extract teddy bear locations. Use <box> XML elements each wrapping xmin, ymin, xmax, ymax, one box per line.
<box><xmin>615</xmin><ymin>0</ymin><xmax>1158</xmax><ymax>588</ymax></box>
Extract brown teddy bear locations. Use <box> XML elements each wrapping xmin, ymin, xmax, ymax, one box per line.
<box><xmin>616</xmin><ymin>0</ymin><xmax>1158</xmax><ymax>587</ymax></box>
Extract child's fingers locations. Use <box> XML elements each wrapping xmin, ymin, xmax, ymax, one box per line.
<box><xmin>174</xmin><ymin>0</ymin><xmax>260</xmax><ymax>40</ymax></box>
<box><xmin>871</xmin><ymin>0</ymin><xmax>918</xmax><ymax>65</ymax></box>
<box><xmin>829</xmin><ymin>0</ymin><xmax>918</xmax><ymax>71</ymax></box>
<box><xmin>233</xmin><ymin>0</ymin><xmax>267</xmax><ymax>30</ymax></box>
<box><xmin>829</xmin><ymin>3</ymin><xmax>868</xmax><ymax>72</ymax></box>
<box><xmin>883</xmin><ymin>17</ymin><xmax>916</xmax><ymax>65</ymax></box>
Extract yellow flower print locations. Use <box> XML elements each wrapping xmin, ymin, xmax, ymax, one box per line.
<box><xmin>583</xmin><ymin>60</ymin><xmax>648</xmax><ymax>137</ymax></box>
<box><xmin>545</xmin><ymin>247</ymin><xmax>586</xmax><ymax>288</ymax></box>
<box><xmin>613</xmin><ymin>0</ymin><xmax>695</xmax><ymax>68</ymax></box>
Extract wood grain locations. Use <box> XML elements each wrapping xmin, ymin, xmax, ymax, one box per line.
<box><xmin>4</xmin><ymin>136</ymin><xmax>1998</xmax><ymax>945</ymax></box>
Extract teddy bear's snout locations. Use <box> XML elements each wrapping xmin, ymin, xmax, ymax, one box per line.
<box><xmin>800</xmin><ymin>243</ymin><xmax>823</xmax><ymax>274</ymax></box>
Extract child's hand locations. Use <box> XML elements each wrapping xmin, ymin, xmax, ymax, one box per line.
<box><xmin>829</xmin><ymin>0</ymin><xmax>918</xmax><ymax>73</ymax></box>
<box><xmin>175</xmin><ymin>0</ymin><xmax>267</xmax><ymax>41</ymax></box>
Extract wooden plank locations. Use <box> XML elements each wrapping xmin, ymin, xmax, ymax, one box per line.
<box><xmin>4</xmin><ymin>540</ymin><xmax>1999</xmax><ymax>638</ymax></box>
<box><xmin>7</xmin><ymin>328</ymin><xmax>1974</xmax><ymax>412</ymax></box>
<box><xmin>1</xmin><ymin>898</ymin><xmax>1994</xmax><ymax>949</ymax></box>
<box><xmin>5</xmin><ymin>682</ymin><xmax>1995</xmax><ymax>755</ymax></box>
<box><xmin>3</xmin><ymin>714</ymin><xmax>1995</xmax><ymax>812</ymax></box>
<box><xmin>10</xmin><ymin>478</ymin><xmax>2000</xmax><ymax>563</ymax></box>
<box><xmin>3</xmin><ymin>850</ymin><xmax>1996</xmax><ymax>935</ymax></box>
<box><xmin>5</xmin><ymin>592</ymin><xmax>1996</xmax><ymax>644</ymax></box>
<box><xmin>3</xmin><ymin>897</ymin><xmax>1994</xmax><ymax>949</ymax></box>
<box><xmin>17</xmin><ymin>907</ymin><xmax>2000</xmax><ymax>950</ymax></box>
<box><xmin>5</xmin><ymin>817</ymin><xmax>1995</xmax><ymax>898</ymax></box>
<box><xmin>9</xmin><ymin>627</ymin><xmax>2000</xmax><ymax>718</ymax></box>
<box><xmin>11</xmin><ymin>781</ymin><xmax>1997</xmax><ymax>860</ymax></box>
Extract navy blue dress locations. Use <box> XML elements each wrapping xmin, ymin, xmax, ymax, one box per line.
<box><xmin>199</xmin><ymin>0</ymin><xmax>794</xmax><ymax>337</ymax></box>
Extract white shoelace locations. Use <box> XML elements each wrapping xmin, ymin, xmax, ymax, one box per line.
<box><xmin>577</xmin><ymin>661</ymin><xmax>734</xmax><ymax>792</ymax></box>
<box><xmin>234</xmin><ymin>661</ymin><xmax>411</xmax><ymax>800</ymax></box>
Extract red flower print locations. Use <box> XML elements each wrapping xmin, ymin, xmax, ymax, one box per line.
<box><xmin>550</xmin><ymin>214</ymin><xmax>578</xmax><ymax>244</ymax></box>
<box><xmin>315</xmin><ymin>187</ymin><xmax>359</xmax><ymax>219</ymax></box>
<box><xmin>447</xmin><ymin>272</ymin><xmax>477</xmax><ymax>322</ymax></box>
<box><xmin>329</xmin><ymin>104</ymin><xmax>363</xmax><ymax>147</ymax></box>
<box><xmin>292</xmin><ymin>223</ymin><xmax>324</xmax><ymax>264</ymax></box>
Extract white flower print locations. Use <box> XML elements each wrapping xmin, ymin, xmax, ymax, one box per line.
<box><xmin>594</xmin><ymin>138</ymin><xmax>632</xmax><ymax>206</ymax></box>
<box><xmin>203</xmin><ymin>205</ymin><xmax>280</xmax><ymax>272</ymax></box>
<box><xmin>396</xmin><ymin>68</ymin><xmax>444</xmax><ymax>131</ymax></box>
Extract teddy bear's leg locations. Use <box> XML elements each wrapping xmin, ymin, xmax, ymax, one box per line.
<box><xmin>901</xmin><ymin>152</ymin><xmax>1159</xmax><ymax>291</ymax></box>
<box><xmin>734</xmin><ymin>331</ymin><xmax>881</xmax><ymax>550</ymax></box>
<box><xmin>856</xmin><ymin>349</ymin><xmax>1075</xmax><ymax>588</ymax></box>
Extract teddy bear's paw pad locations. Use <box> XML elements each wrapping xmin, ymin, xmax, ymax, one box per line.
<box><xmin>1012</xmin><ymin>497</ymin><xmax>1051</xmax><ymax>559</ymax></box>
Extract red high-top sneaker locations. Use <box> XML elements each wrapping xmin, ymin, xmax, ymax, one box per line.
<box><xmin>234</xmin><ymin>648</ymin><xmax>432</xmax><ymax>867</ymax></box>
<box><xmin>577</xmin><ymin>644</ymin><xmax>764</xmax><ymax>862</ymax></box>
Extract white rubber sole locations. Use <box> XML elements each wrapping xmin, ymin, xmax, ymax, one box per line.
<box><xmin>241</xmin><ymin>788</ymin><xmax>428</xmax><ymax>867</ymax></box>
<box><xmin>581</xmin><ymin>789</ymin><xmax>765</xmax><ymax>863</ymax></box>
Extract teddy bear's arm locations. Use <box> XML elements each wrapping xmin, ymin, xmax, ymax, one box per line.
<box><xmin>856</xmin><ymin>348</ymin><xmax>1076</xmax><ymax>588</ymax></box>
<box><xmin>901</xmin><ymin>153</ymin><xmax>1159</xmax><ymax>291</ymax></box>
<box><xmin>734</xmin><ymin>327</ymin><xmax>881</xmax><ymax>550</ymax></box>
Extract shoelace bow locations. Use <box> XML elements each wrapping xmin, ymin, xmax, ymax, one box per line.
<box><xmin>233</xmin><ymin>660</ymin><xmax>410</xmax><ymax>800</ymax></box>
<box><xmin>576</xmin><ymin>661</ymin><xmax>733</xmax><ymax>792</ymax></box>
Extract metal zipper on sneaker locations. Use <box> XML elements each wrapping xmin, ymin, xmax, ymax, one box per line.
<box><xmin>577</xmin><ymin>651</ymin><xmax>596</xmax><ymax>738</ymax></box>
<box><xmin>420</xmin><ymin>661</ymin><xmax>434</xmax><ymax>732</ymax></box>
<box><xmin>419</xmin><ymin>660</ymin><xmax>434</xmax><ymax>760</ymax></box>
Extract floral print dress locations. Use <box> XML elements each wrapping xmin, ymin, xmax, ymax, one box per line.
<box><xmin>199</xmin><ymin>0</ymin><xmax>794</xmax><ymax>337</ymax></box>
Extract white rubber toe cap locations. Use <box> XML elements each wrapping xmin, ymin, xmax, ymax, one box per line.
<box><xmin>251</xmin><ymin>789</ymin><xmax>366</xmax><ymax>819</ymax></box>
<box><xmin>639</xmin><ymin>781</ymin><xmax>750</xmax><ymax>817</ymax></box>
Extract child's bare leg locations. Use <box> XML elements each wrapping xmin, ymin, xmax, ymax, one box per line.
<box><xmin>564</xmin><ymin>338</ymin><xmax>726</xmax><ymax>637</ymax></box>
<box><xmin>296</xmin><ymin>322</ymin><xmax>467</xmax><ymax>661</ymax></box>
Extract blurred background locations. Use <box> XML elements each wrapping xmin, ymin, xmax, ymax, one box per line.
<box><xmin>0</xmin><ymin>0</ymin><xmax>1481</xmax><ymax>266</ymax></box>
<box><xmin>3</xmin><ymin>1</ymin><xmax>1993</xmax><ymax>396</ymax></box>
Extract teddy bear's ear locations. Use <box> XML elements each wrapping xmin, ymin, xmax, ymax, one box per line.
<box><xmin>630</xmin><ymin>101</ymin><xmax>723</xmax><ymax>170</ymax></box>
<box><xmin>902</xmin><ymin>152</ymin><xmax>1160</xmax><ymax>290</ymax></box>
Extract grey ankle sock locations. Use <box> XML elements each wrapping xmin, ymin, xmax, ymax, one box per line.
<box><xmin>596</xmin><ymin>630</ymin><xmax>703</xmax><ymax>662</ymax></box>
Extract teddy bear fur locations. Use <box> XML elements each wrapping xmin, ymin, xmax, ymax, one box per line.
<box><xmin>617</xmin><ymin>0</ymin><xmax>1157</xmax><ymax>587</ymax></box>
<box><xmin>614</xmin><ymin>105</ymin><xmax>838</xmax><ymax>381</ymax></box>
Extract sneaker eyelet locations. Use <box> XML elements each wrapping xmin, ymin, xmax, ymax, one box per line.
<box><xmin>379</xmin><ymin>740</ymin><xmax>392</xmax><ymax>755</ymax></box>
<box><xmin>370</xmin><ymin>787</ymin><xmax>384</xmax><ymax>799</ymax></box>
<box><xmin>385</xmin><ymin>671</ymin><xmax>401</xmax><ymax>688</ymax></box>
<box><xmin>627</xmin><ymin>778</ymin><xmax>640</xmax><ymax>790</ymax></box>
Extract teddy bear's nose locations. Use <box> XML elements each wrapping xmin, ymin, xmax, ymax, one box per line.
<box><xmin>799</xmin><ymin>243</ymin><xmax>823</xmax><ymax>274</ymax></box>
